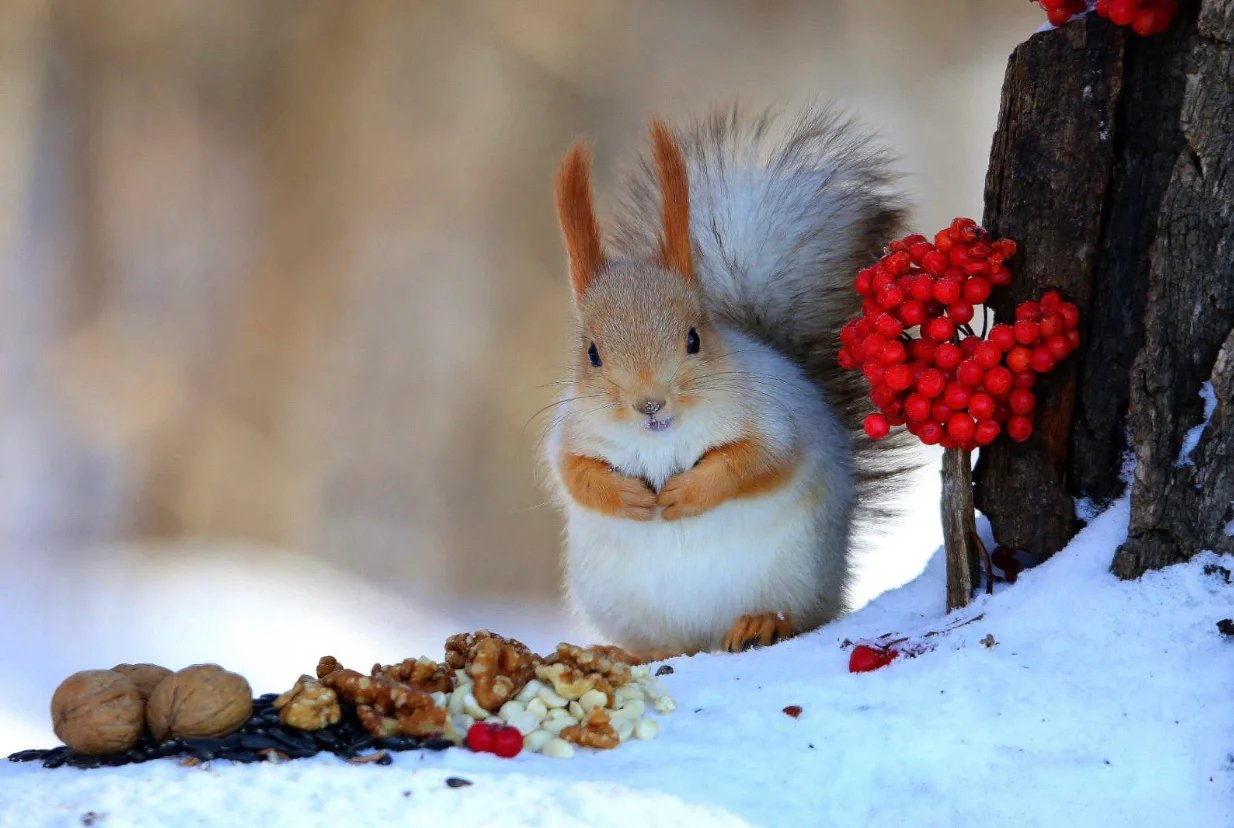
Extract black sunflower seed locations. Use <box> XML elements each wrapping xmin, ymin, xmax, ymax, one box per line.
<box><xmin>42</xmin><ymin>750</ymin><xmax>69</xmax><ymax>769</ymax></box>
<box><xmin>237</xmin><ymin>733</ymin><xmax>281</xmax><ymax>751</ymax></box>
<box><xmin>66</xmin><ymin>754</ymin><xmax>103</xmax><ymax>769</ymax></box>
<box><xmin>422</xmin><ymin>737</ymin><xmax>453</xmax><ymax>752</ymax></box>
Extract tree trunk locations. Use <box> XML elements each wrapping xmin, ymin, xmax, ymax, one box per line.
<box><xmin>975</xmin><ymin>1</ymin><xmax>1234</xmax><ymax>575</ymax></box>
<box><xmin>1112</xmin><ymin>1</ymin><xmax>1234</xmax><ymax>576</ymax></box>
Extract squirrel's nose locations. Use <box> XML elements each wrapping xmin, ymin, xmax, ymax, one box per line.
<box><xmin>635</xmin><ymin>398</ymin><xmax>666</xmax><ymax>416</ymax></box>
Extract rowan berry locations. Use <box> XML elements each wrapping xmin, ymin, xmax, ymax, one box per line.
<box><xmin>983</xmin><ymin>366</ymin><xmax>1014</xmax><ymax>397</ymax></box>
<box><xmin>988</xmin><ymin>323</ymin><xmax>1017</xmax><ymax>352</ymax></box>
<box><xmin>1007</xmin><ymin>415</ymin><xmax>1034</xmax><ymax>442</ymax></box>
<box><xmin>933</xmin><ymin>342</ymin><xmax>963</xmax><ymax>371</ymax></box>
<box><xmin>865</xmin><ymin>413</ymin><xmax>891</xmax><ymax>440</ymax></box>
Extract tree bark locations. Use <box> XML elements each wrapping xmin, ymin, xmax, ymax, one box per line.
<box><xmin>1112</xmin><ymin>1</ymin><xmax>1234</xmax><ymax>576</ymax></box>
<box><xmin>975</xmin><ymin>1</ymin><xmax>1234</xmax><ymax>575</ymax></box>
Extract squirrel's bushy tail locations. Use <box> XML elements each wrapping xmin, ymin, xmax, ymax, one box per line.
<box><xmin>610</xmin><ymin>106</ymin><xmax>918</xmax><ymax>552</ymax></box>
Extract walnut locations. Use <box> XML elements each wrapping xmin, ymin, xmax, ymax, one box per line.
<box><xmin>316</xmin><ymin>655</ymin><xmax>342</xmax><ymax>679</ymax></box>
<box><xmin>273</xmin><ymin>675</ymin><xmax>340</xmax><ymax>731</ymax></box>
<box><xmin>110</xmin><ymin>663</ymin><xmax>172</xmax><ymax>701</ymax></box>
<box><xmin>371</xmin><ymin>657</ymin><xmax>453</xmax><ymax>693</ymax></box>
<box><xmin>534</xmin><ymin>662</ymin><xmax>614</xmax><ymax>705</ymax></box>
<box><xmin>445</xmin><ymin>631</ymin><xmax>540</xmax><ymax>712</ymax></box>
<box><xmin>546</xmin><ymin>643</ymin><xmax>632</xmax><ymax>687</ymax></box>
<box><xmin>318</xmin><ymin>656</ymin><xmax>445</xmax><ymax>738</ymax></box>
<box><xmin>146</xmin><ymin>664</ymin><xmax>252</xmax><ymax>741</ymax></box>
<box><xmin>560</xmin><ymin>708</ymin><xmax>619</xmax><ymax>750</ymax></box>
<box><xmin>51</xmin><ymin>670</ymin><xmax>145</xmax><ymax>755</ymax></box>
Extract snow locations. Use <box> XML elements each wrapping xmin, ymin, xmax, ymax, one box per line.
<box><xmin>4</xmin><ymin>496</ymin><xmax>1232</xmax><ymax>828</ymax></box>
<box><xmin>1178</xmin><ymin>381</ymin><xmax>1218</xmax><ymax>467</ymax></box>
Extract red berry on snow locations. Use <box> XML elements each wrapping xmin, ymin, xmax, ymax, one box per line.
<box><xmin>919</xmin><ymin>421</ymin><xmax>943</xmax><ymax>445</ymax></box>
<box><xmin>848</xmin><ymin>644</ymin><xmax>898</xmax><ymax>673</ymax></box>
<box><xmin>491</xmin><ymin>725</ymin><xmax>524</xmax><ymax>758</ymax></box>
<box><xmin>467</xmin><ymin>722</ymin><xmax>499</xmax><ymax>753</ymax></box>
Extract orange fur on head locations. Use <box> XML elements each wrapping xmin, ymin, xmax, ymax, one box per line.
<box><xmin>650</xmin><ymin>119</ymin><xmax>693</xmax><ymax>282</ymax></box>
<box><xmin>555</xmin><ymin>142</ymin><xmax>605</xmax><ymax>300</ymax></box>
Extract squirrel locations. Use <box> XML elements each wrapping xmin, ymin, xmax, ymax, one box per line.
<box><xmin>545</xmin><ymin>108</ymin><xmax>913</xmax><ymax>660</ymax></box>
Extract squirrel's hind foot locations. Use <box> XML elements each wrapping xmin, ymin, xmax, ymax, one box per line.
<box><xmin>722</xmin><ymin>612</ymin><xmax>795</xmax><ymax>653</ymax></box>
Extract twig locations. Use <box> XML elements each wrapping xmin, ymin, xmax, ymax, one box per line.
<box><xmin>971</xmin><ymin>529</ymin><xmax>994</xmax><ymax>595</ymax></box>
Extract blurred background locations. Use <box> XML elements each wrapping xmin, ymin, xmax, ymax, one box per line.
<box><xmin>0</xmin><ymin>0</ymin><xmax>1040</xmax><ymax>751</ymax></box>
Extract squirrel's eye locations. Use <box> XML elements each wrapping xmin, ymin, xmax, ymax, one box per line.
<box><xmin>587</xmin><ymin>341</ymin><xmax>602</xmax><ymax>367</ymax></box>
<box><xmin>686</xmin><ymin>328</ymin><xmax>701</xmax><ymax>355</ymax></box>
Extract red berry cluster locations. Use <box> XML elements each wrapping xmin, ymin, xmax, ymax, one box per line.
<box><xmin>839</xmin><ymin>218</ymin><xmax>1081</xmax><ymax>452</ymax></box>
<box><xmin>1036</xmin><ymin>0</ymin><xmax>1179</xmax><ymax>35</ymax></box>
<box><xmin>466</xmin><ymin>721</ymin><xmax>523</xmax><ymax>758</ymax></box>
<box><xmin>848</xmin><ymin>644</ymin><xmax>898</xmax><ymax>673</ymax></box>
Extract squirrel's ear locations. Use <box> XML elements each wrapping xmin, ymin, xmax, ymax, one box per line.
<box><xmin>555</xmin><ymin>142</ymin><xmax>604</xmax><ymax>301</ymax></box>
<box><xmin>650</xmin><ymin>118</ymin><xmax>693</xmax><ymax>283</ymax></box>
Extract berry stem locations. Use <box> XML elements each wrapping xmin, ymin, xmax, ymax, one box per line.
<box><xmin>940</xmin><ymin>447</ymin><xmax>980</xmax><ymax>611</ymax></box>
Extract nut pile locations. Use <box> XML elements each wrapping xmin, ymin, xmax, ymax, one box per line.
<box><xmin>8</xmin><ymin>632</ymin><xmax>674</xmax><ymax>769</ymax></box>
<box><xmin>440</xmin><ymin>637</ymin><xmax>674</xmax><ymax>759</ymax></box>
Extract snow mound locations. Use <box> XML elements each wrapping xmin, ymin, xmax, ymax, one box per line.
<box><xmin>3</xmin><ymin>499</ymin><xmax>1231</xmax><ymax>827</ymax></box>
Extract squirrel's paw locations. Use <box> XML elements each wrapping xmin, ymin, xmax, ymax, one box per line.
<box><xmin>657</xmin><ymin>467</ymin><xmax>727</xmax><ymax>520</ymax></box>
<box><xmin>612</xmin><ymin>475</ymin><xmax>657</xmax><ymax>521</ymax></box>
<box><xmin>721</xmin><ymin>612</ymin><xmax>794</xmax><ymax>653</ymax></box>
